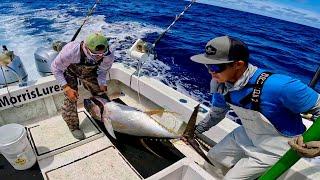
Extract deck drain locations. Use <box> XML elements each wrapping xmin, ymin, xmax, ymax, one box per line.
<box><xmin>179</xmin><ymin>99</ymin><xmax>187</xmax><ymax>103</ymax></box>
<box><xmin>199</xmin><ymin>107</ymin><xmax>208</xmax><ymax>113</ymax></box>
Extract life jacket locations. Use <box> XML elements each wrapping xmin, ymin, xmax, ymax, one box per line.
<box><xmin>225</xmin><ymin>69</ymin><xmax>306</xmax><ymax>137</ymax></box>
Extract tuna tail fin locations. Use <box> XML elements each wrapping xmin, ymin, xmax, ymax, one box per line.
<box><xmin>183</xmin><ymin>104</ymin><xmax>214</xmax><ymax>166</ymax></box>
<box><xmin>182</xmin><ymin>104</ymin><xmax>199</xmax><ymax>138</ymax></box>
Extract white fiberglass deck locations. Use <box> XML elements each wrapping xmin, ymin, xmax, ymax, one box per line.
<box><xmin>26</xmin><ymin>110</ymin><xmax>103</xmax><ymax>160</ymax></box>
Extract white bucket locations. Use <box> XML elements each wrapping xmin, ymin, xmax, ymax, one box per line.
<box><xmin>0</xmin><ymin>124</ymin><xmax>36</xmax><ymax>170</ymax></box>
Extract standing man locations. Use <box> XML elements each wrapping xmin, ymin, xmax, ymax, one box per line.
<box><xmin>190</xmin><ymin>36</ymin><xmax>320</xmax><ymax>179</ymax></box>
<box><xmin>51</xmin><ymin>33</ymin><xmax>114</xmax><ymax>140</ymax></box>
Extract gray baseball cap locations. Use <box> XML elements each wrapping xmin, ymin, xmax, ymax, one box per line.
<box><xmin>190</xmin><ymin>36</ymin><xmax>249</xmax><ymax>64</ymax></box>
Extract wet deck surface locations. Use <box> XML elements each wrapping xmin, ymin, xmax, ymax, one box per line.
<box><xmin>0</xmin><ymin>155</ymin><xmax>43</xmax><ymax>180</ymax></box>
<box><xmin>1</xmin><ymin>126</ymin><xmax>184</xmax><ymax>180</ymax></box>
<box><xmin>95</xmin><ymin>119</ymin><xmax>185</xmax><ymax>178</ymax></box>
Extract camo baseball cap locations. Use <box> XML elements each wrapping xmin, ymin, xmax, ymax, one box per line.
<box><xmin>85</xmin><ymin>33</ymin><xmax>109</xmax><ymax>52</ymax></box>
<box><xmin>190</xmin><ymin>36</ymin><xmax>249</xmax><ymax>64</ymax></box>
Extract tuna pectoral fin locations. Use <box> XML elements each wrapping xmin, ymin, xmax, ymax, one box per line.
<box><xmin>183</xmin><ymin>104</ymin><xmax>214</xmax><ymax>166</ymax></box>
<box><xmin>144</xmin><ymin>109</ymin><xmax>179</xmax><ymax>116</ymax></box>
<box><xmin>144</xmin><ymin>109</ymin><xmax>165</xmax><ymax>116</ymax></box>
<box><xmin>103</xmin><ymin>118</ymin><xmax>116</xmax><ymax>139</ymax></box>
<box><xmin>140</xmin><ymin>139</ymin><xmax>163</xmax><ymax>158</ymax></box>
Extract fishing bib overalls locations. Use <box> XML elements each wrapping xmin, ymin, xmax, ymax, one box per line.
<box><xmin>208</xmin><ymin>72</ymin><xmax>292</xmax><ymax>180</ymax></box>
<box><xmin>62</xmin><ymin>44</ymin><xmax>109</xmax><ymax>130</ymax></box>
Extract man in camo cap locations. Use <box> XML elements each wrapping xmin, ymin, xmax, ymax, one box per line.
<box><xmin>51</xmin><ymin>33</ymin><xmax>114</xmax><ymax>140</ymax></box>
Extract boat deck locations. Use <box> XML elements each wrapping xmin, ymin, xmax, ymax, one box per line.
<box><xmin>1</xmin><ymin>63</ymin><xmax>319</xmax><ymax>179</ymax></box>
<box><xmin>0</xmin><ymin>155</ymin><xmax>43</xmax><ymax>180</ymax></box>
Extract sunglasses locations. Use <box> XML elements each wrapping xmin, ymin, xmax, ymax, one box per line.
<box><xmin>204</xmin><ymin>63</ymin><xmax>230</xmax><ymax>73</ymax></box>
<box><xmin>87</xmin><ymin>46</ymin><xmax>110</xmax><ymax>57</ymax></box>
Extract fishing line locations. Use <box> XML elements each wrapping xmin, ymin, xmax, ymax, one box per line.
<box><xmin>71</xmin><ymin>0</ymin><xmax>101</xmax><ymax>41</ymax></box>
<box><xmin>130</xmin><ymin>0</ymin><xmax>197</xmax><ymax>106</ymax></box>
<box><xmin>129</xmin><ymin>58</ymin><xmax>145</xmax><ymax>106</ymax></box>
<box><xmin>152</xmin><ymin>0</ymin><xmax>196</xmax><ymax>50</ymax></box>
<box><xmin>136</xmin><ymin>59</ymin><xmax>145</xmax><ymax>105</ymax></box>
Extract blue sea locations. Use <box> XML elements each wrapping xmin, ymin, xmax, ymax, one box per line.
<box><xmin>0</xmin><ymin>0</ymin><xmax>319</xmax><ymax>104</ymax></box>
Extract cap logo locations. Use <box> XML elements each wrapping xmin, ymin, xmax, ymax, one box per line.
<box><xmin>205</xmin><ymin>45</ymin><xmax>217</xmax><ymax>55</ymax></box>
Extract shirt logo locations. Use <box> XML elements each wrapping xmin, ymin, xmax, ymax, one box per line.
<box><xmin>205</xmin><ymin>45</ymin><xmax>217</xmax><ymax>55</ymax></box>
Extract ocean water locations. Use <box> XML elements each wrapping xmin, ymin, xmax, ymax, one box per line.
<box><xmin>0</xmin><ymin>0</ymin><xmax>319</xmax><ymax>104</ymax></box>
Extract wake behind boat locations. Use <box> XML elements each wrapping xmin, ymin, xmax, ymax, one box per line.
<box><xmin>0</xmin><ymin>0</ymin><xmax>320</xmax><ymax>179</ymax></box>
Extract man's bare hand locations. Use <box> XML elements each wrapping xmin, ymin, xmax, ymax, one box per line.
<box><xmin>288</xmin><ymin>136</ymin><xmax>320</xmax><ymax>158</ymax></box>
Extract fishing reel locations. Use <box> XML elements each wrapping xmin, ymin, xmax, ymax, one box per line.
<box><xmin>52</xmin><ymin>41</ymin><xmax>67</xmax><ymax>52</ymax></box>
<box><xmin>128</xmin><ymin>39</ymin><xmax>156</xmax><ymax>61</ymax></box>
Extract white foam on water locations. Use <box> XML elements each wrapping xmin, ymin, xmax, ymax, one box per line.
<box><xmin>0</xmin><ymin>2</ymin><xmax>209</xmax><ymax>103</ymax></box>
<box><xmin>0</xmin><ymin>3</ymin><xmax>169</xmax><ymax>82</ymax></box>
<box><xmin>0</xmin><ymin>2</ymin><xmax>75</xmax><ymax>80</ymax></box>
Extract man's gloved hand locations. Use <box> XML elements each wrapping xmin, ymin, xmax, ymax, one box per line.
<box><xmin>288</xmin><ymin>136</ymin><xmax>320</xmax><ymax>158</ymax></box>
<box><xmin>63</xmin><ymin>85</ymin><xmax>78</xmax><ymax>102</ymax></box>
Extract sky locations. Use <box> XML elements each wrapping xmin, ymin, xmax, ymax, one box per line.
<box><xmin>196</xmin><ymin>0</ymin><xmax>320</xmax><ymax>29</ymax></box>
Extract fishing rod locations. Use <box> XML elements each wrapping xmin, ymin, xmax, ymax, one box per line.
<box><xmin>128</xmin><ymin>0</ymin><xmax>197</xmax><ymax>105</ymax></box>
<box><xmin>129</xmin><ymin>0</ymin><xmax>197</xmax><ymax>60</ymax></box>
<box><xmin>70</xmin><ymin>0</ymin><xmax>101</xmax><ymax>41</ymax></box>
<box><xmin>152</xmin><ymin>0</ymin><xmax>197</xmax><ymax>48</ymax></box>
<box><xmin>309</xmin><ymin>65</ymin><xmax>320</xmax><ymax>89</ymax></box>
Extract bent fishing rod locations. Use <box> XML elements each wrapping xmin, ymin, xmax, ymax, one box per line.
<box><xmin>71</xmin><ymin>0</ymin><xmax>101</xmax><ymax>41</ymax></box>
<box><xmin>152</xmin><ymin>0</ymin><xmax>196</xmax><ymax>48</ymax></box>
<box><xmin>309</xmin><ymin>65</ymin><xmax>320</xmax><ymax>89</ymax></box>
<box><xmin>133</xmin><ymin>0</ymin><xmax>196</xmax><ymax>59</ymax></box>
